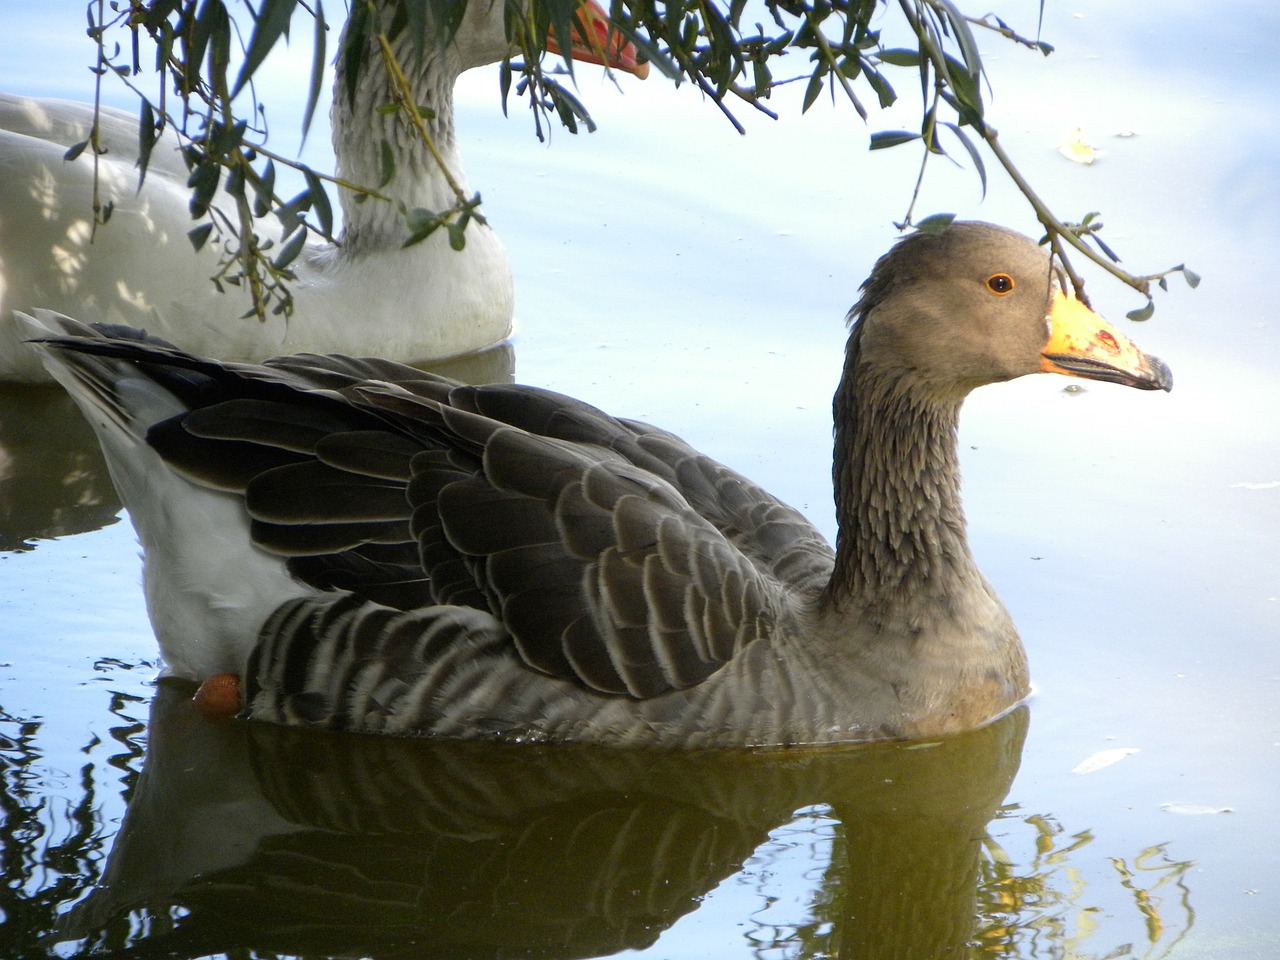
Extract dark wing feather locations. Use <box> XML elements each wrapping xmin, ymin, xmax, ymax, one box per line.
<box><xmin>343</xmin><ymin>385</ymin><xmax>793</xmax><ymax>700</ymax></box>
<box><xmin>37</xmin><ymin>321</ymin><xmax>819</xmax><ymax>705</ymax></box>
<box><xmin>623</xmin><ymin>422</ymin><xmax>836</xmax><ymax>595</ymax></box>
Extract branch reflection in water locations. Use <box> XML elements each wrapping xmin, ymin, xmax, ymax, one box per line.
<box><xmin>2</xmin><ymin>684</ymin><xmax>1190</xmax><ymax>960</ymax></box>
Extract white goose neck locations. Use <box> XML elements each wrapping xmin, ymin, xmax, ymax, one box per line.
<box><xmin>330</xmin><ymin>10</ymin><xmax>467</xmax><ymax>250</ymax></box>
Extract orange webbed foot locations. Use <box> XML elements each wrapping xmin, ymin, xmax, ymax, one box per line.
<box><xmin>193</xmin><ymin>673</ymin><xmax>243</xmax><ymax>717</ymax></box>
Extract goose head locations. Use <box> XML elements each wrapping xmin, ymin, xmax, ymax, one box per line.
<box><xmin>332</xmin><ymin>0</ymin><xmax>646</xmax><ymax>230</ymax></box>
<box><xmin>830</xmin><ymin>222</ymin><xmax>1170</xmax><ymax>611</ymax></box>
<box><xmin>847</xmin><ymin>222</ymin><xmax>1173</xmax><ymax>396</ymax></box>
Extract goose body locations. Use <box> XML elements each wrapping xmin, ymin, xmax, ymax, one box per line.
<box><xmin>26</xmin><ymin>223</ymin><xmax>1172</xmax><ymax>747</ymax></box>
<box><xmin>0</xmin><ymin>1</ymin><xmax>644</xmax><ymax>382</ymax></box>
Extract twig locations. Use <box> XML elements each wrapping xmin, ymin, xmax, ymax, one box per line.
<box><xmin>373</xmin><ymin>28</ymin><xmax>483</xmax><ymax>221</ymax></box>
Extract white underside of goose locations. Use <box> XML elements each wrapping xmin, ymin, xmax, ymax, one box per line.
<box><xmin>34</xmin><ymin>334</ymin><xmax>315</xmax><ymax>679</ymax></box>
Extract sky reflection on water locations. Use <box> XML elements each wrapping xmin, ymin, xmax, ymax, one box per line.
<box><xmin>1</xmin><ymin>1</ymin><xmax>1278</xmax><ymax>957</ymax></box>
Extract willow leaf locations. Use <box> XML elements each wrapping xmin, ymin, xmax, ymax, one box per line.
<box><xmin>233</xmin><ymin>0</ymin><xmax>298</xmax><ymax>98</ymax></box>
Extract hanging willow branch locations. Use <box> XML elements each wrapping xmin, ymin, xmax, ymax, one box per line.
<box><xmin>81</xmin><ymin>0</ymin><xmax>1192</xmax><ymax>323</ymax></box>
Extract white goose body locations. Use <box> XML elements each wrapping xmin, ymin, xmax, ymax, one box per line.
<box><xmin>0</xmin><ymin>1</ymin><xmax>638</xmax><ymax>383</ymax></box>
<box><xmin>25</xmin><ymin>223</ymin><xmax>1172</xmax><ymax>747</ymax></box>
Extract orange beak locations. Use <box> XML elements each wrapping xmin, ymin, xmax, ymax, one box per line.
<box><xmin>545</xmin><ymin>0</ymin><xmax>650</xmax><ymax>79</ymax></box>
<box><xmin>1040</xmin><ymin>291</ymin><xmax>1173</xmax><ymax>392</ymax></box>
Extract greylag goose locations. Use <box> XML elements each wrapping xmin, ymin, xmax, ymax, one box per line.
<box><xmin>0</xmin><ymin>0</ymin><xmax>645</xmax><ymax>382</ymax></box>
<box><xmin>24</xmin><ymin>222</ymin><xmax>1172</xmax><ymax>747</ymax></box>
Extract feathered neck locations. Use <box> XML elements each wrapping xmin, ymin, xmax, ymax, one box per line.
<box><xmin>330</xmin><ymin>6</ymin><xmax>467</xmax><ymax>251</ymax></box>
<box><xmin>825</xmin><ymin>317</ymin><xmax>977</xmax><ymax>615</ymax></box>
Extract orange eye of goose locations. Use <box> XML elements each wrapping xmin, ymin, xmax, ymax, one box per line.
<box><xmin>986</xmin><ymin>273</ymin><xmax>1015</xmax><ymax>295</ymax></box>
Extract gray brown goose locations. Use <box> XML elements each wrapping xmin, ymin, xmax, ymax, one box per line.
<box><xmin>25</xmin><ymin>222</ymin><xmax>1172</xmax><ymax>747</ymax></box>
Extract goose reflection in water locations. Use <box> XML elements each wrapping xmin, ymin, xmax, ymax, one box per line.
<box><xmin>38</xmin><ymin>686</ymin><xmax>1192</xmax><ymax>960</ymax></box>
<box><xmin>0</xmin><ymin>385</ymin><xmax>119</xmax><ymax>550</ymax></box>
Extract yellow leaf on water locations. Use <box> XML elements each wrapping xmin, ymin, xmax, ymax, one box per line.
<box><xmin>1058</xmin><ymin>128</ymin><xmax>1097</xmax><ymax>164</ymax></box>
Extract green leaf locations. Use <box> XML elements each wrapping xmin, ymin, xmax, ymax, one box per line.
<box><xmin>188</xmin><ymin>222</ymin><xmax>215</xmax><ymax>253</ymax></box>
<box><xmin>860</xmin><ymin>62</ymin><xmax>897</xmax><ymax>109</ymax></box>
<box><xmin>234</xmin><ymin>0</ymin><xmax>298</xmax><ymax>97</ymax></box>
<box><xmin>378</xmin><ymin>140</ymin><xmax>395</xmax><ymax>189</ymax></box>
<box><xmin>187</xmin><ymin>163</ymin><xmax>221</xmax><ymax>219</ymax></box>
<box><xmin>253</xmin><ymin>159</ymin><xmax>277</xmax><ymax>218</ymax></box>
<box><xmin>499</xmin><ymin>60</ymin><xmax>512</xmax><ymax>118</ymax></box>
<box><xmin>224</xmin><ymin>162</ymin><xmax>245</xmax><ymax>200</ymax></box>
<box><xmin>303</xmin><ymin>168</ymin><xmax>333</xmax><ymax>237</ymax></box>
<box><xmin>545</xmin><ymin>80</ymin><xmax>596</xmax><ymax>134</ymax></box>
<box><xmin>1126</xmin><ymin>300</ymin><xmax>1155</xmax><ymax>322</ymax></box>
<box><xmin>138</xmin><ymin>100</ymin><xmax>158</xmax><ymax>184</ymax></box>
<box><xmin>546</xmin><ymin>0</ymin><xmax>578</xmax><ymax>79</ymax></box>
<box><xmin>273</xmin><ymin>226</ymin><xmax>308</xmax><ymax>271</ymax></box>
<box><xmin>941</xmin><ymin>122</ymin><xmax>987</xmax><ymax>197</ymax></box>
<box><xmin>937</xmin><ymin>0</ymin><xmax>982</xmax><ymax>79</ymax></box>
<box><xmin>187</xmin><ymin>0</ymin><xmax>224</xmax><ymax>92</ymax></box>
<box><xmin>1092</xmin><ymin>234</ymin><xmax>1121</xmax><ymax>263</ymax></box>
<box><xmin>869</xmin><ymin>130</ymin><xmax>920</xmax><ymax>150</ymax></box>
<box><xmin>447</xmin><ymin>220</ymin><xmax>466</xmax><ymax>251</ymax></box>
<box><xmin>342</xmin><ymin>0</ymin><xmax>370</xmax><ymax>109</ymax></box>
<box><xmin>877</xmin><ymin>48</ymin><xmax>922</xmax><ymax>67</ymax></box>
<box><xmin>276</xmin><ymin>189</ymin><xmax>312</xmax><ymax>232</ymax></box>
<box><xmin>1182</xmin><ymin>266</ymin><xmax>1201</xmax><ymax>288</ymax></box>
<box><xmin>402</xmin><ymin>207</ymin><xmax>443</xmax><ymax>248</ymax></box>
<box><xmin>300</xmin><ymin>0</ymin><xmax>326</xmax><ymax>146</ymax></box>
<box><xmin>915</xmin><ymin>213</ymin><xmax>956</xmax><ymax>236</ymax></box>
<box><xmin>64</xmin><ymin>139</ymin><xmax>89</xmax><ymax>162</ymax></box>
<box><xmin>802</xmin><ymin>64</ymin><xmax>828</xmax><ymax>113</ymax></box>
<box><xmin>618</xmin><ymin>28</ymin><xmax>679</xmax><ymax>81</ymax></box>
<box><xmin>941</xmin><ymin>54</ymin><xmax>983</xmax><ymax>125</ymax></box>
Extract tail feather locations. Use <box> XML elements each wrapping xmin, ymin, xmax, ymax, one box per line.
<box><xmin>21</xmin><ymin>311</ymin><xmax>314</xmax><ymax>680</ymax></box>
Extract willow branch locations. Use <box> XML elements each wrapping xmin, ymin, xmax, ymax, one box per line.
<box><xmin>373</xmin><ymin>29</ymin><xmax>482</xmax><ymax>221</ymax></box>
<box><xmin>980</xmin><ymin>127</ymin><xmax>1168</xmax><ymax>302</ymax></box>
<box><xmin>807</xmin><ymin>10</ymin><xmax>868</xmax><ymax>120</ymax></box>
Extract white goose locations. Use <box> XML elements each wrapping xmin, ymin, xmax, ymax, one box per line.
<box><xmin>25</xmin><ymin>223</ymin><xmax>1172</xmax><ymax>747</ymax></box>
<box><xmin>0</xmin><ymin>0</ymin><xmax>645</xmax><ymax>382</ymax></box>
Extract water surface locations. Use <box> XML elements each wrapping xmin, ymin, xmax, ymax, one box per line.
<box><xmin>2</xmin><ymin>1</ymin><xmax>1278</xmax><ymax>957</ymax></box>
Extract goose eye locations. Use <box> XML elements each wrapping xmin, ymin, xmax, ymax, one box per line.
<box><xmin>986</xmin><ymin>273</ymin><xmax>1015</xmax><ymax>295</ymax></box>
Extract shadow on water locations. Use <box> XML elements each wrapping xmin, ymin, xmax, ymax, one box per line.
<box><xmin>0</xmin><ymin>684</ymin><xmax>1194</xmax><ymax>960</ymax></box>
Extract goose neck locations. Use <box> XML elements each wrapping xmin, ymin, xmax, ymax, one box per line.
<box><xmin>331</xmin><ymin>12</ymin><xmax>464</xmax><ymax>248</ymax></box>
<box><xmin>825</xmin><ymin>357</ymin><xmax>975</xmax><ymax>613</ymax></box>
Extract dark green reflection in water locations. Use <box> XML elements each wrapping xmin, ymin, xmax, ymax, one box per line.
<box><xmin>0</xmin><ymin>385</ymin><xmax>121</xmax><ymax>552</ymax></box>
<box><xmin>0</xmin><ymin>684</ymin><xmax>1194</xmax><ymax>960</ymax></box>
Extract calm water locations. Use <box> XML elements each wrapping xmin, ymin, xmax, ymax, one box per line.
<box><xmin>2</xmin><ymin>1</ymin><xmax>1279</xmax><ymax>957</ymax></box>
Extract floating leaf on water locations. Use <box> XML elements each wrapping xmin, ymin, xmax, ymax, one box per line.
<box><xmin>1161</xmin><ymin>802</ymin><xmax>1233</xmax><ymax>815</ymax></box>
<box><xmin>1057</xmin><ymin>128</ymin><xmax>1097</xmax><ymax>164</ymax></box>
<box><xmin>1071</xmin><ymin>747</ymin><xmax>1139</xmax><ymax>774</ymax></box>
